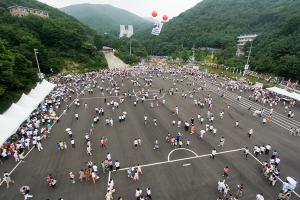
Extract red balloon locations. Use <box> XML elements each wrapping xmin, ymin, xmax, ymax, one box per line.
<box><xmin>152</xmin><ymin>11</ymin><xmax>157</xmax><ymax>17</ymax></box>
<box><xmin>162</xmin><ymin>15</ymin><xmax>168</xmax><ymax>21</ymax></box>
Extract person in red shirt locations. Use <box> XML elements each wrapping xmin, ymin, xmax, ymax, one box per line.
<box><xmin>223</xmin><ymin>166</ymin><xmax>230</xmax><ymax>178</ymax></box>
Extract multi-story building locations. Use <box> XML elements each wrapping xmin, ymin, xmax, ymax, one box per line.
<box><xmin>236</xmin><ymin>34</ymin><xmax>257</xmax><ymax>56</ymax></box>
<box><xmin>8</xmin><ymin>5</ymin><xmax>49</xmax><ymax>18</ymax></box>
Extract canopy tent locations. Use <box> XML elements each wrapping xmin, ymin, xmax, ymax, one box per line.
<box><xmin>0</xmin><ymin>80</ymin><xmax>56</xmax><ymax>145</ymax></box>
<box><xmin>267</xmin><ymin>87</ymin><xmax>300</xmax><ymax>102</ymax></box>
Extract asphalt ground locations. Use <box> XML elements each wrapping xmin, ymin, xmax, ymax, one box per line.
<box><xmin>0</xmin><ymin>73</ymin><xmax>299</xmax><ymax>200</ymax></box>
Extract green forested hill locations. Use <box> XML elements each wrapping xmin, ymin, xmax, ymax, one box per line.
<box><xmin>139</xmin><ymin>0</ymin><xmax>300</xmax><ymax>80</ymax></box>
<box><xmin>0</xmin><ymin>0</ymin><xmax>108</xmax><ymax>113</ymax></box>
<box><xmin>61</xmin><ymin>4</ymin><xmax>152</xmax><ymax>35</ymax></box>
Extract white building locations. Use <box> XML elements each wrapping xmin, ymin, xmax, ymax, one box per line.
<box><xmin>236</xmin><ymin>34</ymin><xmax>257</xmax><ymax>56</ymax></box>
<box><xmin>8</xmin><ymin>5</ymin><xmax>49</xmax><ymax>18</ymax></box>
<box><xmin>119</xmin><ymin>25</ymin><xmax>133</xmax><ymax>38</ymax></box>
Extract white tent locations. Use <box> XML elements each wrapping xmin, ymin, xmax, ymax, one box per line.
<box><xmin>0</xmin><ymin>80</ymin><xmax>56</xmax><ymax>145</ymax></box>
<box><xmin>267</xmin><ymin>87</ymin><xmax>300</xmax><ymax>101</ymax></box>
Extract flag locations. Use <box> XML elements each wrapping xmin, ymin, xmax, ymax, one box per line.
<box><xmin>151</xmin><ymin>22</ymin><xmax>164</xmax><ymax>36</ymax></box>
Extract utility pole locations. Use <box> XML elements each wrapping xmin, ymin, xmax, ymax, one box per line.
<box><xmin>129</xmin><ymin>37</ymin><xmax>132</xmax><ymax>56</ymax></box>
<box><xmin>33</xmin><ymin>48</ymin><xmax>43</xmax><ymax>81</ymax></box>
<box><xmin>192</xmin><ymin>44</ymin><xmax>195</xmax><ymax>63</ymax></box>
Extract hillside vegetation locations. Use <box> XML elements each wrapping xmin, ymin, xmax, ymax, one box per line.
<box><xmin>0</xmin><ymin>0</ymin><xmax>108</xmax><ymax>113</ymax></box>
<box><xmin>61</xmin><ymin>4</ymin><xmax>152</xmax><ymax>35</ymax></box>
<box><xmin>138</xmin><ymin>0</ymin><xmax>300</xmax><ymax>81</ymax></box>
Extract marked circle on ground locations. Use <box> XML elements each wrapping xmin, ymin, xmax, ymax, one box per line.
<box><xmin>167</xmin><ymin>148</ymin><xmax>198</xmax><ymax>161</ymax></box>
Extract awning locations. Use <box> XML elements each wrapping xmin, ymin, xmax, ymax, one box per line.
<box><xmin>0</xmin><ymin>80</ymin><xmax>56</xmax><ymax>145</ymax></box>
<box><xmin>267</xmin><ymin>87</ymin><xmax>300</xmax><ymax>101</ymax></box>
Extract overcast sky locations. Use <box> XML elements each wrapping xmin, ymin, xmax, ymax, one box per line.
<box><xmin>38</xmin><ymin>0</ymin><xmax>202</xmax><ymax>19</ymax></box>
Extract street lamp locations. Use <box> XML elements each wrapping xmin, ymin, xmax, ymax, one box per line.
<box><xmin>33</xmin><ymin>48</ymin><xmax>43</xmax><ymax>81</ymax></box>
<box><xmin>129</xmin><ymin>37</ymin><xmax>132</xmax><ymax>56</ymax></box>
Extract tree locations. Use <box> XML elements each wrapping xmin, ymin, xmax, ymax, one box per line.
<box><xmin>0</xmin><ymin>39</ymin><xmax>15</xmax><ymax>96</ymax></box>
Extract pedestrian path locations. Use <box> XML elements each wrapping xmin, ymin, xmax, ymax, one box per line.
<box><xmin>103</xmin><ymin>51</ymin><xmax>128</xmax><ymax>69</ymax></box>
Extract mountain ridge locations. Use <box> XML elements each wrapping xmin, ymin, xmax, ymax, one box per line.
<box><xmin>61</xmin><ymin>3</ymin><xmax>153</xmax><ymax>35</ymax></box>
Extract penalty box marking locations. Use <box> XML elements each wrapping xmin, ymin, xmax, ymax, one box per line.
<box><xmin>110</xmin><ymin>148</ymin><xmax>300</xmax><ymax>198</ymax></box>
<box><xmin>114</xmin><ymin>148</ymin><xmax>245</xmax><ymax>173</ymax></box>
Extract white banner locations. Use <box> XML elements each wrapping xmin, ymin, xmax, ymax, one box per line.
<box><xmin>151</xmin><ymin>22</ymin><xmax>164</xmax><ymax>36</ymax></box>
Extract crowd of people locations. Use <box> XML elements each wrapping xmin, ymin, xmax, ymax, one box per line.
<box><xmin>0</xmin><ymin>66</ymin><xmax>298</xmax><ymax>200</ymax></box>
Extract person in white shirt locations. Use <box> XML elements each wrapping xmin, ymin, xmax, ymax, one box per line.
<box><xmin>260</xmin><ymin>145</ymin><xmax>266</xmax><ymax>155</ymax></box>
<box><xmin>262</xmin><ymin>118</ymin><xmax>267</xmax><ymax>125</ymax></box>
<box><xmin>92</xmin><ymin>164</ymin><xmax>98</xmax><ymax>175</ymax></box>
<box><xmin>133</xmin><ymin>139</ymin><xmax>138</xmax><ymax>149</ymax></box>
<box><xmin>136</xmin><ymin>188</ymin><xmax>142</xmax><ymax>199</ymax></box>
<box><xmin>235</xmin><ymin>121</ymin><xmax>239</xmax><ymax>127</ymax></box>
<box><xmin>211</xmin><ymin>148</ymin><xmax>217</xmax><ymax>159</ymax></box>
<box><xmin>265</xmin><ymin>144</ymin><xmax>271</xmax><ymax>155</ymax></box>
<box><xmin>137</xmin><ymin>164</ymin><xmax>143</xmax><ymax>175</ymax></box>
<box><xmin>256</xmin><ymin>193</ymin><xmax>264</xmax><ymax>200</ymax></box>
<box><xmin>275</xmin><ymin>157</ymin><xmax>281</xmax><ymax>166</ymax></box>
<box><xmin>177</xmin><ymin>121</ymin><xmax>181</xmax><ymax>127</ymax></box>
<box><xmin>70</xmin><ymin>139</ymin><xmax>75</xmax><ymax>148</ymax></box>
<box><xmin>248</xmin><ymin>129</ymin><xmax>253</xmax><ymax>138</ymax></box>
<box><xmin>87</xmin><ymin>145</ymin><xmax>92</xmax><ymax>155</ymax></box>
<box><xmin>107</xmin><ymin>153</ymin><xmax>111</xmax><ymax>161</ymax></box>
<box><xmin>146</xmin><ymin>187</ymin><xmax>152</xmax><ymax>199</ymax></box>
<box><xmin>217</xmin><ymin>179</ymin><xmax>225</xmax><ymax>193</ymax></box>
<box><xmin>37</xmin><ymin>141</ymin><xmax>43</xmax><ymax>152</ymax></box>
<box><xmin>115</xmin><ymin>160</ymin><xmax>120</xmax><ymax>171</ymax></box>
<box><xmin>213</xmin><ymin>128</ymin><xmax>217</xmax><ymax>135</ymax></box>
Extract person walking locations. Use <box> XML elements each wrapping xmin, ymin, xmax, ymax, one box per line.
<box><xmin>218</xmin><ymin>137</ymin><xmax>225</xmax><ymax>149</ymax></box>
<box><xmin>153</xmin><ymin>139</ymin><xmax>159</xmax><ymax>150</ymax></box>
<box><xmin>256</xmin><ymin>193</ymin><xmax>264</xmax><ymax>200</ymax></box>
<box><xmin>70</xmin><ymin>138</ymin><xmax>75</xmax><ymax>148</ymax></box>
<box><xmin>115</xmin><ymin>160</ymin><xmax>120</xmax><ymax>171</ymax></box>
<box><xmin>223</xmin><ymin>166</ymin><xmax>230</xmax><ymax>178</ymax></box>
<box><xmin>244</xmin><ymin>147</ymin><xmax>249</xmax><ymax>159</ymax></box>
<box><xmin>235</xmin><ymin>121</ymin><xmax>239</xmax><ymax>127</ymax></box>
<box><xmin>146</xmin><ymin>187</ymin><xmax>152</xmax><ymax>199</ymax></box>
<box><xmin>37</xmin><ymin>141</ymin><xmax>43</xmax><ymax>151</ymax></box>
<box><xmin>135</xmin><ymin>188</ymin><xmax>142</xmax><ymax>200</ymax></box>
<box><xmin>248</xmin><ymin>129</ymin><xmax>253</xmax><ymax>138</ymax></box>
<box><xmin>3</xmin><ymin>171</ymin><xmax>14</xmax><ymax>188</ymax></box>
<box><xmin>236</xmin><ymin>183</ymin><xmax>244</xmax><ymax>197</ymax></box>
<box><xmin>133</xmin><ymin>170</ymin><xmax>139</xmax><ymax>181</ymax></box>
<box><xmin>133</xmin><ymin>139</ymin><xmax>138</xmax><ymax>149</ymax></box>
<box><xmin>87</xmin><ymin>145</ymin><xmax>92</xmax><ymax>155</ymax></box>
<box><xmin>211</xmin><ymin>148</ymin><xmax>217</xmax><ymax>159</ymax></box>
<box><xmin>69</xmin><ymin>172</ymin><xmax>75</xmax><ymax>184</ymax></box>
<box><xmin>20</xmin><ymin>186</ymin><xmax>33</xmax><ymax>199</ymax></box>
<box><xmin>137</xmin><ymin>164</ymin><xmax>143</xmax><ymax>175</ymax></box>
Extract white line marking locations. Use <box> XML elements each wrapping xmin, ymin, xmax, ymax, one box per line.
<box><xmin>248</xmin><ymin>151</ymin><xmax>300</xmax><ymax>198</ymax></box>
<box><xmin>115</xmin><ymin>148</ymin><xmax>244</xmax><ymax>172</ymax></box>
<box><xmin>182</xmin><ymin>163</ymin><xmax>191</xmax><ymax>167</ymax></box>
<box><xmin>107</xmin><ymin>171</ymin><xmax>111</xmax><ymax>185</ymax></box>
<box><xmin>167</xmin><ymin>148</ymin><xmax>198</xmax><ymax>161</ymax></box>
<box><xmin>81</xmin><ymin>95</ymin><xmax>124</xmax><ymax>100</ymax></box>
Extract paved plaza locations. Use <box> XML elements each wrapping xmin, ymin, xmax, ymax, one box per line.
<box><xmin>0</xmin><ymin>69</ymin><xmax>299</xmax><ymax>200</ymax></box>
